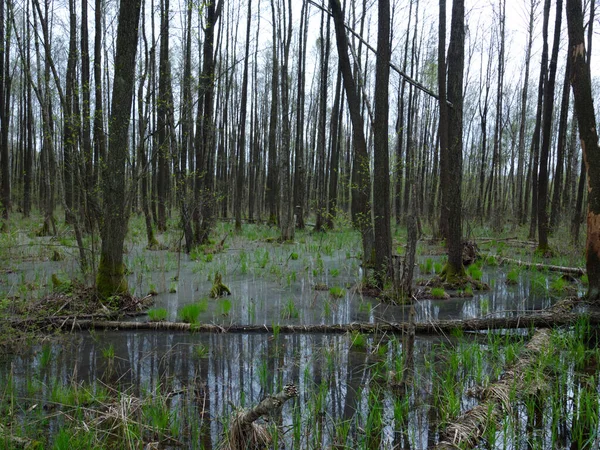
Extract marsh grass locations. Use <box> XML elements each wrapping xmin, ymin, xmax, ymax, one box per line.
<box><xmin>178</xmin><ymin>299</ymin><xmax>208</xmax><ymax>323</ymax></box>
<box><xmin>329</xmin><ymin>286</ymin><xmax>345</xmax><ymax>299</ymax></box>
<box><xmin>281</xmin><ymin>298</ymin><xmax>299</xmax><ymax>319</ymax></box>
<box><xmin>147</xmin><ymin>308</ymin><xmax>168</xmax><ymax>322</ymax></box>
<box><xmin>430</xmin><ymin>287</ymin><xmax>447</xmax><ymax>299</ymax></box>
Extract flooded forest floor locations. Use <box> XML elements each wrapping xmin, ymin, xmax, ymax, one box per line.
<box><xmin>0</xmin><ymin>214</ymin><xmax>598</xmax><ymax>449</ymax></box>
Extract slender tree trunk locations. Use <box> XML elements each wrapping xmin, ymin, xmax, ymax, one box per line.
<box><xmin>293</xmin><ymin>2</ymin><xmax>308</xmax><ymax>230</ymax></box>
<box><xmin>62</xmin><ymin>0</ymin><xmax>77</xmax><ymax>225</ymax></box>
<box><xmin>314</xmin><ymin>10</ymin><xmax>330</xmax><ymax>232</ymax></box>
<box><xmin>395</xmin><ymin>0</ymin><xmax>413</xmax><ymax>225</ymax></box>
<box><xmin>93</xmin><ymin>0</ymin><xmax>106</xmax><ymax>193</ymax></box>
<box><xmin>329</xmin><ymin>0</ymin><xmax>373</xmax><ymax>267</ymax></box>
<box><xmin>326</xmin><ymin>68</ymin><xmax>342</xmax><ymax>230</ymax></box>
<box><xmin>156</xmin><ymin>0</ymin><xmax>171</xmax><ymax>233</ymax></box>
<box><xmin>23</xmin><ymin>7</ymin><xmax>33</xmax><ymax>218</ymax></box>
<box><xmin>549</xmin><ymin>54</ymin><xmax>571</xmax><ymax>232</ymax></box>
<box><xmin>266</xmin><ymin>2</ymin><xmax>279</xmax><ymax>227</ymax></box>
<box><xmin>528</xmin><ymin>0</ymin><xmax>551</xmax><ymax>240</ymax></box>
<box><xmin>235</xmin><ymin>0</ymin><xmax>252</xmax><ymax>232</ymax></box>
<box><xmin>279</xmin><ymin>0</ymin><xmax>294</xmax><ymax>241</ymax></box>
<box><xmin>517</xmin><ymin>0</ymin><xmax>536</xmax><ymax>223</ymax></box>
<box><xmin>490</xmin><ymin>0</ymin><xmax>505</xmax><ymax>224</ymax></box>
<box><xmin>373</xmin><ymin>0</ymin><xmax>392</xmax><ymax>285</ymax></box>
<box><xmin>537</xmin><ymin>0</ymin><xmax>562</xmax><ymax>252</ymax></box>
<box><xmin>0</xmin><ymin>0</ymin><xmax>12</xmax><ymax>224</ymax></box>
<box><xmin>80</xmin><ymin>0</ymin><xmax>93</xmax><ymax>229</ymax></box>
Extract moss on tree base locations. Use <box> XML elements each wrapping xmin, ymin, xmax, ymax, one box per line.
<box><xmin>439</xmin><ymin>262</ymin><xmax>466</xmax><ymax>283</ymax></box>
<box><xmin>96</xmin><ymin>261</ymin><xmax>128</xmax><ymax>299</ymax></box>
<box><xmin>210</xmin><ymin>272</ymin><xmax>231</xmax><ymax>298</ymax></box>
<box><xmin>419</xmin><ymin>273</ymin><xmax>490</xmax><ymax>293</ymax></box>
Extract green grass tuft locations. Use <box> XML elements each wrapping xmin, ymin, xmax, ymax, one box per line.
<box><xmin>148</xmin><ymin>308</ymin><xmax>168</xmax><ymax>322</ymax></box>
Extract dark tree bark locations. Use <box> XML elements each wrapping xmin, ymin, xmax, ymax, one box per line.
<box><xmin>517</xmin><ymin>0</ymin><xmax>536</xmax><ymax>223</ymax></box>
<box><xmin>0</xmin><ymin>0</ymin><xmax>12</xmax><ymax>224</ymax></box>
<box><xmin>326</xmin><ymin>68</ymin><xmax>342</xmax><ymax>230</ymax></box>
<box><xmin>314</xmin><ymin>10</ymin><xmax>330</xmax><ymax>232</ymax></box>
<box><xmin>395</xmin><ymin>0</ymin><xmax>413</xmax><ymax>225</ymax></box>
<box><xmin>234</xmin><ymin>0</ymin><xmax>252</xmax><ymax>233</ymax></box>
<box><xmin>266</xmin><ymin>2</ymin><xmax>279</xmax><ymax>227</ymax></box>
<box><xmin>137</xmin><ymin>4</ymin><xmax>158</xmax><ymax>250</ymax></box>
<box><xmin>537</xmin><ymin>0</ymin><xmax>562</xmax><ymax>252</ymax></box>
<box><xmin>566</xmin><ymin>0</ymin><xmax>600</xmax><ymax>302</ymax></box>
<box><xmin>549</xmin><ymin>53</ymin><xmax>572</xmax><ymax>232</ymax></box>
<box><xmin>80</xmin><ymin>0</ymin><xmax>93</xmax><ymax>229</ymax></box>
<box><xmin>63</xmin><ymin>0</ymin><xmax>77</xmax><ymax>224</ymax></box>
<box><xmin>193</xmin><ymin>0</ymin><xmax>222</xmax><ymax>246</ymax></box>
<box><xmin>93</xmin><ymin>0</ymin><xmax>106</xmax><ymax>191</ymax></box>
<box><xmin>96</xmin><ymin>0</ymin><xmax>142</xmax><ymax>297</ymax></box>
<box><xmin>439</xmin><ymin>0</ymin><xmax>465</xmax><ymax>279</ymax></box>
<box><xmin>248</xmin><ymin>3</ymin><xmax>261</xmax><ymax>223</ymax></box>
<box><xmin>278</xmin><ymin>0</ymin><xmax>294</xmax><ymax>241</ymax></box>
<box><xmin>329</xmin><ymin>0</ymin><xmax>373</xmax><ymax>267</ymax></box>
<box><xmin>23</xmin><ymin>6</ymin><xmax>33</xmax><ymax>218</ymax></box>
<box><xmin>293</xmin><ymin>2</ymin><xmax>308</xmax><ymax>230</ymax></box>
<box><xmin>373</xmin><ymin>0</ymin><xmax>392</xmax><ymax>285</ymax></box>
<box><xmin>528</xmin><ymin>0</ymin><xmax>551</xmax><ymax>239</ymax></box>
<box><xmin>571</xmin><ymin>0</ymin><xmax>594</xmax><ymax>244</ymax></box>
<box><xmin>156</xmin><ymin>0</ymin><xmax>171</xmax><ymax>233</ymax></box>
<box><xmin>488</xmin><ymin>0</ymin><xmax>506</xmax><ymax>224</ymax></box>
<box><xmin>476</xmin><ymin>50</ymin><xmax>491</xmax><ymax>221</ymax></box>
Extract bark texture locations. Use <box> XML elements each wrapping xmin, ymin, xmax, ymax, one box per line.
<box><xmin>97</xmin><ymin>0</ymin><xmax>142</xmax><ymax>297</ymax></box>
<box><xmin>567</xmin><ymin>0</ymin><xmax>600</xmax><ymax>301</ymax></box>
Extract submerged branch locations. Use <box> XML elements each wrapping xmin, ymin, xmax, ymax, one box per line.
<box><xmin>498</xmin><ymin>257</ymin><xmax>585</xmax><ymax>276</ymax></box>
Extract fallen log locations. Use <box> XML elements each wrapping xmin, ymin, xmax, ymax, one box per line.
<box><xmin>25</xmin><ymin>307</ymin><xmax>600</xmax><ymax>336</ymax></box>
<box><xmin>433</xmin><ymin>297</ymin><xmax>574</xmax><ymax>449</ymax></box>
<box><xmin>434</xmin><ymin>328</ymin><xmax>552</xmax><ymax>449</ymax></box>
<box><xmin>497</xmin><ymin>257</ymin><xmax>585</xmax><ymax>276</ymax></box>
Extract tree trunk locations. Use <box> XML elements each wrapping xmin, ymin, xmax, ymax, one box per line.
<box><xmin>93</xmin><ymin>0</ymin><xmax>106</xmax><ymax>193</ymax></box>
<box><xmin>395</xmin><ymin>0</ymin><xmax>413</xmax><ymax>225</ymax></box>
<box><xmin>329</xmin><ymin>0</ymin><xmax>373</xmax><ymax>268</ymax></box>
<box><xmin>266</xmin><ymin>4</ymin><xmax>279</xmax><ymax>227</ymax></box>
<box><xmin>566</xmin><ymin>0</ymin><xmax>600</xmax><ymax>302</ymax></box>
<box><xmin>193</xmin><ymin>1</ymin><xmax>221</xmax><ymax>246</ymax></box>
<box><xmin>517</xmin><ymin>0</ymin><xmax>536</xmax><ymax>224</ymax></box>
<box><xmin>528</xmin><ymin>0</ymin><xmax>551</xmax><ymax>240</ymax></box>
<box><xmin>549</xmin><ymin>53</ymin><xmax>571</xmax><ymax>232</ymax></box>
<box><xmin>314</xmin><ymin>10</ymin><xmax>330</xmax><ymax>233</ymax></box>
<box><xmin>373</xmin><ymin>0</ymin><xmax>392</xmax><ymax>285</ymax></box>
<box><xmin>235</xmin><ymin>0</ymin><xmax>252</xmax><ymax>233</ymax></box>
<box><xmin>278</xmin><ymin>0</ymin><xmax>294</xmax><ymax>242</ymax></box>
<box><xmin>537</xmin><ymin>0</ymin><xmax>562</xmax><ymax>252</ymax></box>
<box><xmin>293</xmin><ymin>2</ymin><xmax>308</xmax><ymax>230</ymax></box>
<box><xmin>80</xmin><ymin>0</ymin><xmax>93</xmax><ymax>229</ymax></box>
<box><xmin>444</xmin><ymin>0</ymin><xmax>465</xmax><ymax>279</ymax></box>
<box><xmin>0</xmin><ymin>0</ymin><xmax>12</xmax><ymax>224</ymax></box>
<box><xmin>97</xmin><ymin>0</ymin><xmax>142</xmax><ymax>297</ymax></box>
<box><xmin>325</xmin><ymin>68</ymin><xmax>342</xmax><ymax>230</ymax></box>
<box><xmin>156</xmin><ymin>0</ymin><xmax>171</xmax><ymax>233</ymax></box>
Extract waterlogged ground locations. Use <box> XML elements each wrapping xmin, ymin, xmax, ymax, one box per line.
<box><xmin>0</xmin><ymin>218</ymin><xmax>597</xmax><ymax>448</ymax></box>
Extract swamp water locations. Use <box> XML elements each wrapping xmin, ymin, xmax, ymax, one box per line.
<box><xmin>0</xmin><ymin>228</ymin><xmax>597</xmax><ymax>448</ymax></box>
